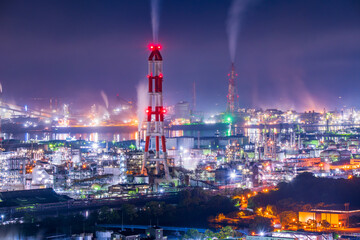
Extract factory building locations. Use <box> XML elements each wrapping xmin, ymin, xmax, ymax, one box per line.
<box><xmin>247</xmin><ymin>232</ymin><xmax>333</xmax><ymax>240</ymax></box>
<box><xmin>299</xmin><ymin>207</ymin><xmax>360</xmax><ymax>228</ymax></box>
<box><xmin>125</xmin><ymin>150</ymin><xmax>143</xmax><ymax>176</ymax></box>
<box><xmin>320</xmin><ymin>149</ymin><xmax>351</xmax><ymax>163</ymax></box>
<box><xmin>0</xmin><ymin>152</ymin><xmax>30</xmax><ymax>191</ymax></box>
<box><xmin>166</xmin><ymin>135</ymin><xmax>248</xmax><ymax>150</ymax></box>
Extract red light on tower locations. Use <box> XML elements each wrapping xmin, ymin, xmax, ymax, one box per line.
<box><xmin>148</xmin><ymin>44</ymin><xmax>162</xmax><ymax>50</ymax></box>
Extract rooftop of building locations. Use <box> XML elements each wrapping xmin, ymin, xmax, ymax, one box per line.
<box><xmin>272</xmin><ymin>231</ymin><xmax>333</xmax><ymax>236</ymax></box>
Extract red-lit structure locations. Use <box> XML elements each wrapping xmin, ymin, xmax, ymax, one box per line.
<box><xmin>226</xmin><ymin>63</ymin><xmax>238</xmax><ymax>114</ymax></box>
<box><xmin>141</xmin><ymin>44</ymin><xmax>169</xmax><ymax>178</ymax></box>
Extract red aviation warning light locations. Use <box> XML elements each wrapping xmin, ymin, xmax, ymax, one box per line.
<box><xmin>148</xmin><ymin>44</ymin><xmax>162</xmax><ymax>51</ymax></box>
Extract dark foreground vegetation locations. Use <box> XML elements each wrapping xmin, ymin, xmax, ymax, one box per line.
<box><xmin>249</xmin><ymin>172</ymin><xmax>360</xmax><ymax>212</ymax></box>
<box><xmin>1</xmin><ymin>188</ymin><xmax>237</xmax><ymax>237</ymax></box>
<box><xmin>1</xmin><ymin>173</ymin><xmax>359</xmax><ymax>237</ymax></box>
<box><xmin>246</xmin><ymin>172</ymin><xmax>360</xmax><ymax>229</ymax></box>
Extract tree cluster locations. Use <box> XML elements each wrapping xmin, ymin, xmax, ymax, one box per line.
<box><xmin>97</xmin><ymin>188</ymin><xmax>237</xmax><ymax>228</ymax></box>
<box><xmin>249</xmin><ymin>172</ymin><xmax>360</xmax><ymax>212</ymax></box>
<box><xmin>182</xmin><ymin>226</ymin><xmax>242</xmax><ymax>240</ymax></box>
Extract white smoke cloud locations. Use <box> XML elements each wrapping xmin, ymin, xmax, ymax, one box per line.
<box><xmin>226</xmin><ymin>0</ymin><xmax>252</xmax><ymax>62</ymax></box>
<box><xmin>151</xmin><ymin>0</ymin><xmax>160</xmax><ymax>43</ymax></box>
<box><xmin>137</xmin><ymin>81</ymin><xmax>148</xmax><ymax>132</ymax></box>
<box><xmin>100</xmin><ymin>90</ymin><xmax>109</xmax><ymax>109</ymax></box>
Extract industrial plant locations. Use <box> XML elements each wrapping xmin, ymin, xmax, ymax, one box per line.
<box><xmin>0</xmin><ymin>0</ymin><xmax>359</xmax><ymax>239</ymax></box>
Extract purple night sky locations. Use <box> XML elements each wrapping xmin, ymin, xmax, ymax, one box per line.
<box><xmin>0</xmin><ymin>0</ymin><xmax>359</xmax><ymax>112</ymax></box>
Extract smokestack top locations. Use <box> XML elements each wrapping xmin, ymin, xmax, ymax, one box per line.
<box><xmin>148</xmin><ymin>43</ymin><xmax>163</xmax><ymax>61</ymax></box>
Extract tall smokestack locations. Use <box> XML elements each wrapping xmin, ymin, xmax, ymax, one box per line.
<box><xmin>141</xmin><ymin>44</ymin><xmax>169</xmax><ymax>179</ymax></box>
<box><xmin>192</xmin><ymin>81</ymin><xmax>196</xmax><ymax>113</ymax></box>
<box><xmin>226</xmin><ymin>62</ymin><xmax>238</xmax><ymax>114</ymax></box>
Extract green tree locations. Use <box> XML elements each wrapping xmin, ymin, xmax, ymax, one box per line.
<box><xmin>215</xmin><ymin>226</ymin><xmax>234</xmax><ymax>239</ymax></box>
<box><xmin>122</xmin><ymin>204</ymin><xmax>138</xmax><ymax>222</ymax></box>
<box><xmin>302</xmin><ymin>204</ymin><xmax>312</xmax><ymax>211</ymax></box>
<box><xmin>98</xmin><ymin>206</ymin><xmax>119</xmax><ymax>223</ymax></box>
<box><xmin>183</xmin><ymin>229</ymin><xmax>203</xmax><ymax>239</ymax></box>
<box><xmin>145</xmin><ymin>201</ymin><xmax>165</xmax><ymax>218</ymax></box>
<box><xmin>204</xmin><ymin>229</ymin><xmax>215</xmax><ymax>239</ymax></box>
<box><xmin>247</xmin><ymin>197</ymin><xmax>256</xmax><ymax>210</ymax></box>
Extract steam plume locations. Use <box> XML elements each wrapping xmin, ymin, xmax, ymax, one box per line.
<box><xmin>226</xmin><ymin>0</ymin><xmax>251</xmax><ymax>62</ymax></box>
<box><xmin>151</xmin><ymin>0</ymin><xmax>160</xmax><ymax>43</ymax></box>
<box><xmin>100</xmin><ymin>90</ymin><xmax>109</xmax><ymax>109</ymax></box>
<box><xmin>137</xmin><ymin>81</ymin><xmax>148</xmax><ymax>132</ymax></box>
